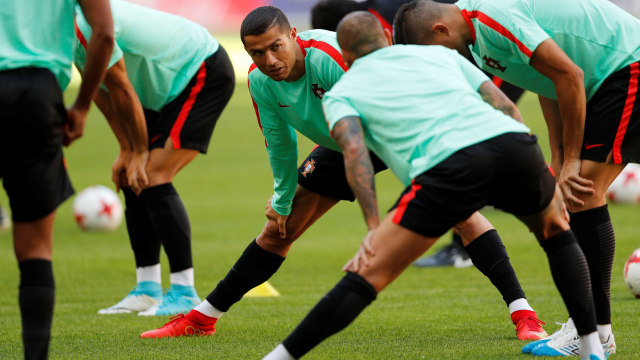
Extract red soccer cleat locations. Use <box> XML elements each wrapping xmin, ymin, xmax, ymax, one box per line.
<box><xmin>140</xmin><ymin>310</ymin><xmax>217</xmax><ymax>338</ymax></box>
<box><xmin>511</xmin><ymin>310</ymin><xmax>548</xmax><ymax>341</ymax></box>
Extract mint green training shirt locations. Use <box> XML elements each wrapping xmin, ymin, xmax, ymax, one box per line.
<box><xmin>323</xmin><ymin>45</ymin><xmax>531</xmax><ymax>185</ymax></box>
<box><xmin>455</xmin><ymin>0</ymin><xmax>640</xmax><ymax>100</ymax></box>
<box><xmin>248</xmin><ymin>30</ymin><xmax>347</xmax><ymax>215</ymax></box>
<box><xmin>0</xmin><ymin>0</ymin><xmax>77</xmax><ymax>90</ymax></box>
<box><xmin>74</xmin><ymin>0</ymin><xmax>219</xmax><ymax>111</ymax></box>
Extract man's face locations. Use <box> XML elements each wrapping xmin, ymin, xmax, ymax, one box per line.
<box><xmin>244</xmin><ymin>25</ymin><xmax>299</xmax><ymax>82</ymax></box>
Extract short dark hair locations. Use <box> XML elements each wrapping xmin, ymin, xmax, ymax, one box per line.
<box><xmin>241</xmin><ymin>6</ymin><xmax>291</xmax><ymax>45</ymax></box>
<box><xmin>311</xmin><ymin>0</ymin><xmax>365</xmax><ymax>31</ymax></box>
<box><xmin>337</xmin><ymin>11</ymin><xmax>386</xmax><ymax>60</ymax></box>
<box><xmin>393</xmin><ymin>0</ymin><xmax>442</xmax><ymax>45</ymax></box>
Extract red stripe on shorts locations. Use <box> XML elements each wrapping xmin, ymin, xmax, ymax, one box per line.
<box><xmin>392</xmin><ymin>182</ymin><xmax>422</xmax><ymax>225</ymax></box>
<box><xmin>613</xmin><ymin>62</ymin><xmax>640</xmax><ymax>164</ymax></box>
<box><xmin>492</xmin><ymin>76</ymin><xmax>504</xmax><ymax>88</ymax></box>
<box><xmin>169</xmin><ymin>62</ymin><xmax>207</xmax><ymax>149</ymax></box>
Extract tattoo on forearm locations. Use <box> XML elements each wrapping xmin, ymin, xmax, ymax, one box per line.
<box><xmin>479</xmin><ymin>82</ymin><xmax>523</xmax><ymax>122</ymax></box>
<box><xmin>333</xmin><ymin>117</ymin><xmax>379</xmax><ymax>227</ymax></box>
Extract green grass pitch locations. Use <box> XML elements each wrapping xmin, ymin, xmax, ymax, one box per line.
<box><xmin>1</xmin><ymin>71</ymin><xmax>639</xmax><ymax>359</ymax></box>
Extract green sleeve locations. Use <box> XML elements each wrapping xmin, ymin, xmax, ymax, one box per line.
<box><xmin>249</xmin><ymin>78</ymin><xmax>298</xmax><ymax>216</ymax></box>
<box><xmin>323</xmin><ymin>88</ymin><xmax>360</xmax><ymax>133</ymax></box>
<box><xmin>452</xmin><ymin>49</ymin><xmax>491</xmax><ymax>90</ymax></box>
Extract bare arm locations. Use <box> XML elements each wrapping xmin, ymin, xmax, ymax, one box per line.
<box><xmin>332</xmin><ymin>116</ymin><xmax>379</xmax><ymax>231</ymax></box>
<box><xmin>478</xmin><ymin>81</ymin><xmax>523</xmax><ymax>122</ymax></box>
<box><xmin>530</xmin><ymin>39</ymin><xmax>593</xmax><ymax>207</ymax></box>
<box><xmin>93</xmin><ymin>88</ymin><xmax>130</xmax><ymax>148</ymax></box>
<box><xmin>332</xmin><ymin>116</ymin><xmax>379</xmax><ymax>272</ymax></box>
<box><xmin>101</xmin><ymin>59</ymin><xmax>149</xmax><ymax>154</ymax></box>
<box><xmin>95</xmin><ymin>59</ymin><xmax>149</xmax><ymax>194</ymax></box>
<box><xmin>66</xmin><ymin>0</ymin><xmax>114</xmax><ymax>146</ymax></box>
<box><xmin>538</xmin><ymin>95</ymin><xmax>564</xmax><ymax>175</ymax></box>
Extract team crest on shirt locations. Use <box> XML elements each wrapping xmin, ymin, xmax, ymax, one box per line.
<box><xmin>483</xmin><ymin>56</ymin><xmax>507</xmax><ymax>72</ymax></box>
<box><xmin>312</xmin><ymin>84</ymin><xmax>326</xmax><ymax>99</ymax></box>
<box><xmin>301</xmin><ymin>159</ymin><xmax>316</xmax><ymax>177</ymax></box>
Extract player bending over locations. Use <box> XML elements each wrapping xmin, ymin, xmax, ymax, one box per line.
<box><xmin>263</xmin><ymin>12</ymin><xmax>605</xmax><ymax>360</ymax></box>
<box><xmin>393</xmin><ymin>0</ymin><xmax>640</xmax><ymax>355</ymax></box>
<box><xmin>73</xmin><ymin>0</ymin><xmax>235</xmax><ymax>316</ymax></box>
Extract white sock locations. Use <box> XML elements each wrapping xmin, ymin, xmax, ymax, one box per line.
<box><xmin>597</xmin><ymin>324</ymin><xmax>612</xmax><ymax>343</ymax></box>
<box><xmin>566</xmin><ymin>317</ymin><xmax>575</xmax><ymax>329</ymax></box>
<box><xmin>194</xmin><ymin>299</ymin><xmax>224</xmax><ymax>319</ymax></box>
<box><xmin>508</xmin><ymin>298</ymin><xmax>534</xmax><ymax>314</ymax></box>
<box><xmin>580</xmin><ymin>331</ymin><xmax>605</xmax><ymax>359</ymax></box>
<box><xmin>263</xmin><ymin>344</ymin><xmax>295</xmax><ymax>360</ymax></box>
<box><xmin>136</xmin><ymin>264</ymin><xmax>161</xmax><ymax>284</ymax></box>
<box><xmin>170</xmin><ymin>267</ymin><xmax>194</xmax><ymax>286</ymax></box>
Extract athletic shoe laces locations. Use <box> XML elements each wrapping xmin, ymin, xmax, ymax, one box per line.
<box><xmin>516</xmin><ymin>315</ymin><xmax>546</xmax><ymax>332</ymax></box>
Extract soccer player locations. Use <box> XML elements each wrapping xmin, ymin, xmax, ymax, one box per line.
<box><xmin>73</xmin><ymin>0</ymin><xmax>235</xmax><ymax>316</ymax></box>
<box><xmin>311</xmin><ymin>0</ymin><xmax>526</xmax><ymax>268</ymax></box>
<box><xmin>393</xmin><ymin>0</ymin><xmax>640</xmax><ymax>355</ymax></box>
<box><xmin>263</xmin><ymin>11</ymin><xmax>605</xmax><ymax>360</ymax></box>
<box><xmin>0</xmin><ymin>1</ymin><xmax>113</xmax><ymax>358</ymax></box>
<box><xmin>140</xmin><ymin>5</ymin><xmax>546</xmax><ymax>340</ymax></box>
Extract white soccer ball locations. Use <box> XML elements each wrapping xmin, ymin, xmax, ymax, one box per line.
<box><xmin>72</xmin><ymin>185</ymin><xmax>123</xmax><ymax>231</ymax></box>
<box><xmin>606</xmin><ymin>164</ymin><xmax>640</xmax><ymax>204</ymax></box>
<box><xmin>624</xmin><ymin>248</ymin><xmax>640</xmax><ymax>299</ymax></box>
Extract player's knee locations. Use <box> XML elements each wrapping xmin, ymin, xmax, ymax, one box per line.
<box><xmin>540</xmin><ymin>218</ymin><xmax>569</xmax><ymax>241</ymax></box>
<box><xmin>258</xmin><ymin>221</ymin><xmax>297</xmax><ymax>246</ymax></box>
<box><xmin>453</xmin><ymin>212</ymin><xmax>493</xmax><ymax>242</ymax></box>
<box><xmin>144</xmin><ymin>167</ymin><xmax>174</xmax><ymax>187</ymax></box>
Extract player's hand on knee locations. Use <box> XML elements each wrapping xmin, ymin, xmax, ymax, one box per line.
<box><xmin>127</xmin><ymin>151</ymin><xmax>149</xmax><ymax>195</ymax></box>
<box><xmin>343</xmin><ymin>230</ymin><xmax>377</xmax><ymax>273</ymax></box>
<box><xmin>558</xmin><ymin>159</ymin><xmax>594</xmax><ymax>208</ymax></box>
<box><xmin>112</xmin><ymin>150</ymin><xmax>131</xmax><ymax>192</ymax></box>
<box><xmin>265</xmin><ymin>197</ymin><xmax>289</xmax><ymax>239</ymax></box>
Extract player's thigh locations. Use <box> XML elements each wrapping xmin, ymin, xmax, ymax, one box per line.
<box><xmin>453</xmin><ymin>211</ymin><xmax>494</xmax><ymax>245</ymax></box>
<box><xmin>258</xmin><ymin>185</ymin><xmax>339</xmax><ymax>246</ymax></box>
<box><xmin>516</xmin><ymin>186</ymin><xmax>570</xmax><ymax>243</ymax></box>
<box><xmin>0</xmin><ymin>68</ymin><xmax>74</xmax><ymax>223</ymax></box>
<box><xmin>143</xmin><ymin>47</ymin><xmax>235</xmax><ymax>184</ymax></box>
<box><xmin>571</xmin><ymin>159</ymin><xmax>625</xmax><ymax>210</ymax></box>
<box><xmin>145</xmin><ymin>139</ymin><xmax>199</xmax><ymax>186</ymax></box>
<box><xmin>358</xmin><ymin>210</ymin><xmax>438</xmax><ymax>292</ymax></box>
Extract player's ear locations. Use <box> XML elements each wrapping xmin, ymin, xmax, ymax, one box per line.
<box><xmin>290</xmin><ymin>26</ymin><xmax>298</xmax><ymax>41</ymax></box>
<box><xmin>383</xmin><ymin>28</ymin><xmax>392</xmax><ymax>46</ymax></box>
<box><xmin>433</xmin><ymin>23</ymin><xmax>450</xmax><ymax>37</ymax></box>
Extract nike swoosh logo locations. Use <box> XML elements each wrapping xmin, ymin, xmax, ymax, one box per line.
<box><xmin>585</xmin><ymin>143</ymin><xmax>604</xmax><ymax>150</ymax></box>
<box><xmin>278</xmin><ymin>102</ymin><xmax>290</xmax><ymax>108</ymax></box>
<box><xmin>150</xmin><ymin>134</ymin><xmax>162</xmax><ymax>143</ymax></box>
